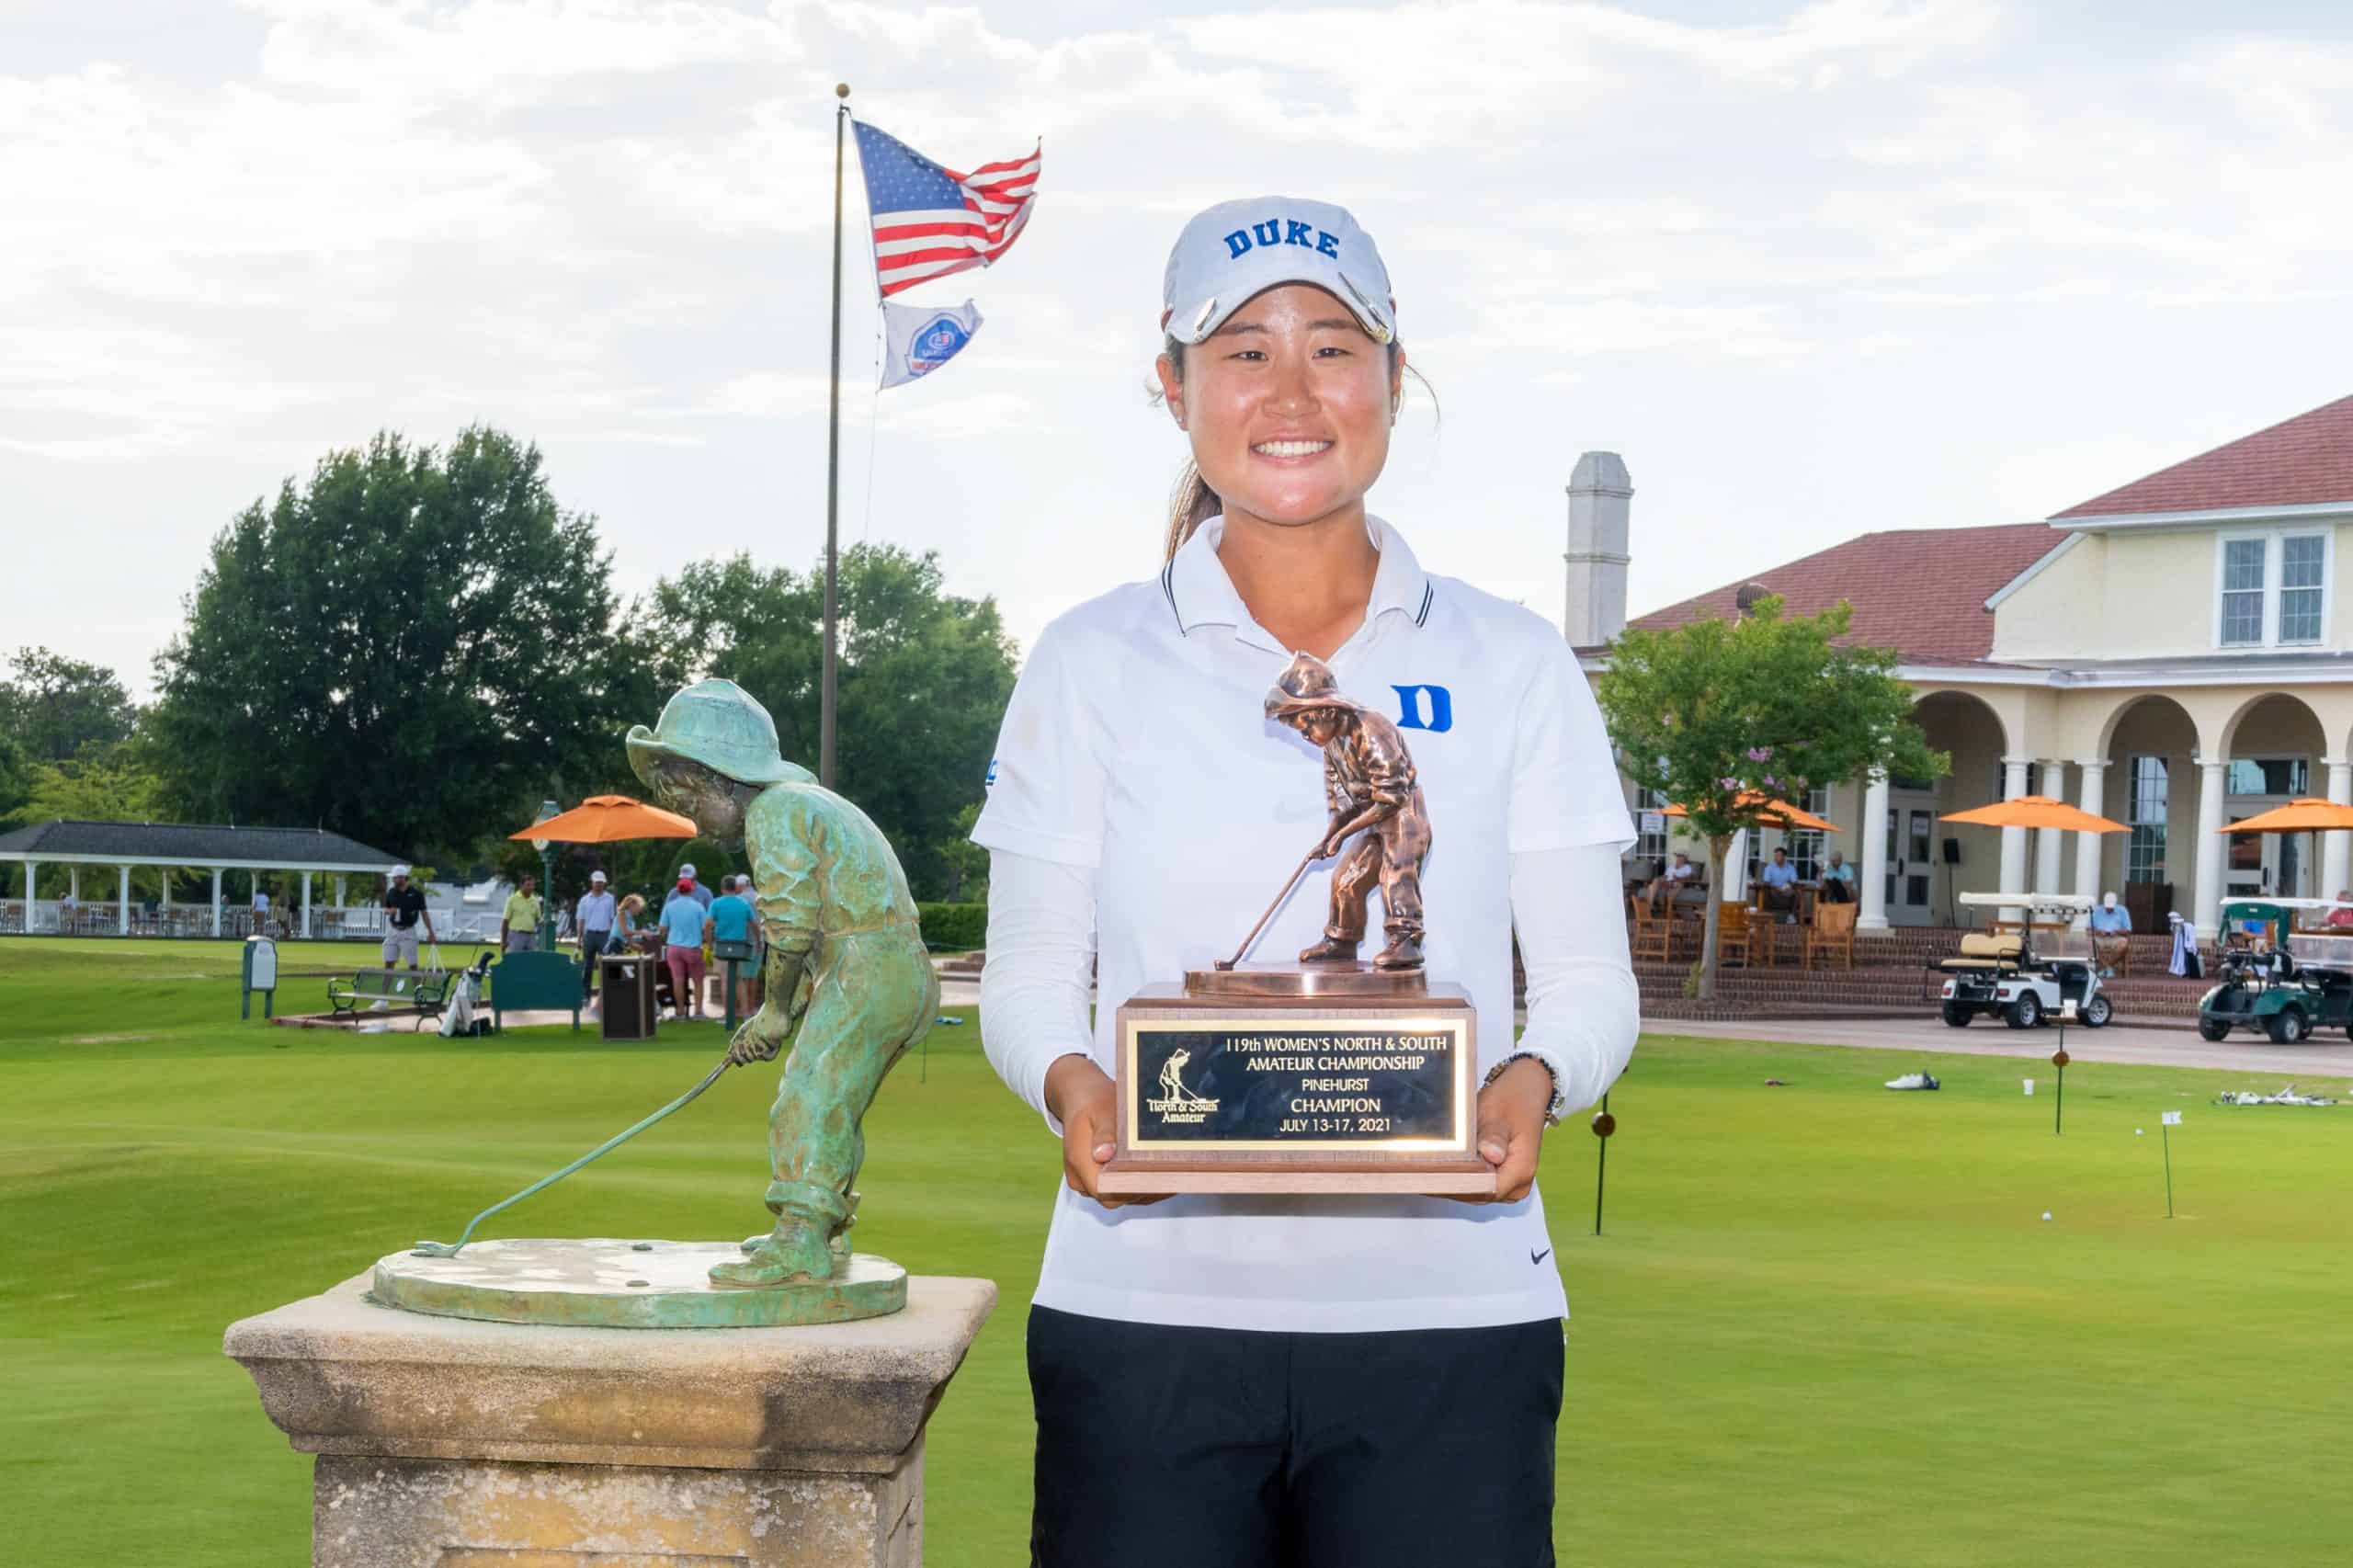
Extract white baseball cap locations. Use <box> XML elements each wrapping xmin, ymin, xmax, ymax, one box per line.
<box><xmin>390</xmin><ymin>864</ymin><xmax>411</xmax><ymax>879</ymax></box>
<box><xmin>1161</xmin><ymin>197</ymin><xmax>1395</xmax><ymax>347</ymax></box>
<box><xmin>679</xmin><ymin>862</ymin><xmax>696</xmax><ymax>878</ymax></box>
<box><xmin>589</xmin><ymin>869</ymin><xmax>607</xmax><ymax>883</ymax></box>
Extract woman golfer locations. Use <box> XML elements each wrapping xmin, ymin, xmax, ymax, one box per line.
<box><xmin>974</xmin><ymin>196</ymin><xmax>1638</xmax><ymax>1567</ymax></box>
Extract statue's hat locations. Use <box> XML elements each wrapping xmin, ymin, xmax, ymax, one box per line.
<box><xmin>1263</xmin><ymin>651</ymin><xmax>1362</xmax><ymax>721</ymax></box>
<box><xmin>627</xmin><ymin>679</ymin><xmax>813</xmax><ymax>789</ymax></box>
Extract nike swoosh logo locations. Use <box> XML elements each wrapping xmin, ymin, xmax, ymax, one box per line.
<box><xmin>1530</xmin><ymin>1247</ymin><xmax>1552</xmax><ymax>1266</ymax></box>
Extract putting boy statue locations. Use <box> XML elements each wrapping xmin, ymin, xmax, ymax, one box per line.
<box><xmin>628</xmin><ymin>678</ymin><xmax>938</xmax><ymax>1289</ymax></box>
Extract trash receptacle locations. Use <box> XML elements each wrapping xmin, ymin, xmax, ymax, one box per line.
<box><xmin>242</xmin><ymin>935</ymin><xmax>278</xmax><ymax>1020</ymax></box>
<box><xmin>601</xmin><ymin>954</ymin><xmax>659</xmax><ymax>1040</ymax></box>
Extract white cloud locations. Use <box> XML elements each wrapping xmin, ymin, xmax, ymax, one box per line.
<box><xmin>3</xmin><ymin>0</ymin><xmax>2350</xmax><ymax>699</ymax></box>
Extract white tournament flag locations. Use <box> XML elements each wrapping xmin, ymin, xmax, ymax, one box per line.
<box><xmin>2161</xmin><ymin>1110</ymin><xmax>2183</xmax><ymax>1126</ymax></box>
<box><xmin>880</xmin><ymin>299</ymin><xmax>983</xmax><ymax>390</ymax></box>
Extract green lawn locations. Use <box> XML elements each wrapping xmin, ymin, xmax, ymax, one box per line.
<box><xmin>3</xmin><ymin>937</ymin><xmax>2348</xmax><ymax>1565</ymax></box>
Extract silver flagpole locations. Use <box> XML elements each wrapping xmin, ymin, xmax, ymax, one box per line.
<box><xmin>821</xmin><ymin>83</ymin><xmax>849</xmax><ymax>789</ymax></box>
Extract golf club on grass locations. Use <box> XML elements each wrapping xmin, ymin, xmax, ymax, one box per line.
<box><xmin>413</xmin><ymin>1050</ymin><xmax>736</xmax><ymax>1258</ymax></box>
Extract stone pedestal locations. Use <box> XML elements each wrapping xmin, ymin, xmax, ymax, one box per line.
<box><xmin>226</xmin><ymin>1270</ymin><xmax>995</xmax><ymax>1567</ymax></box>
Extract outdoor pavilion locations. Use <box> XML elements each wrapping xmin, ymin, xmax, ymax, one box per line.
<box><xmin>0</xmin><ymin>820</ymin><xmax>404</xmax><ymax>938</ymax></box>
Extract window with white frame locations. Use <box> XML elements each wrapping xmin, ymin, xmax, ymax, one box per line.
<box><xmin>2127</xmin><ymin>756</ymin><xmax>2167</xmax><ymax>884</ymax></box>
<box><xmin>1630</xmin><ymin>785</ymin><xmax>1669</xmax><ymax>872</ymax></box>
<box><xmin>2281</xmin><ymin>534</ymin><xmax>2325</xmax><ymax>643</ymax></box>
<box><xmin>2219</xmin><ymin>539</ymin><xmax>2266</xmax><ymax>645</ymax></box>
<box><xmin>2217</xmin><ymin>531</ymin><xmax>2329</xmax><ymax>648</ymax></box>
<box><xmin>1747</xmin><ymin>787</ymin><xmax>1829</xmax><ymax>882</ymax></box>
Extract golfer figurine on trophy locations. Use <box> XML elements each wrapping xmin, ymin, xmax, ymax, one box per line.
<box><xmin>1097</xmin><ymin>653</ymin><xmax>1492</xmax><ymax>1197</ymax></box>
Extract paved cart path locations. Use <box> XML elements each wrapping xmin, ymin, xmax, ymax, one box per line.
<box><xmin>1646</xmin><ymin>1013</ymin><xmax>2353</xmax><ymax>1079</ymax></box>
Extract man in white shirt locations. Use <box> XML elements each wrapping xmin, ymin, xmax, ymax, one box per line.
<box><xmin>575</xmin><ymin>869</ymin><xmax>617</xmax><ymax>1002</ymax></box>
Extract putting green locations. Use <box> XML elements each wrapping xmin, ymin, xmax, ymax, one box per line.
<box><xmin>2</xmin><ymin>937</ymin><xmax>2348</xmax><ymax>1565</ymax></box>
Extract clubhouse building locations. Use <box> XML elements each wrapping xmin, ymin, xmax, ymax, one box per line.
<box><xmin>1571</xmin><ymin>393</ymin><xmax>2353</xmax><ymax>937</ymax></box>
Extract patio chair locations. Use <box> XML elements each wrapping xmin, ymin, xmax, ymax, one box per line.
<box><xmin>1717</xmin><ymin>901</ymin><xmax>1760</xmax><ymax>968</ymax></box>
<box><xmin>1805</xmin><ymin>901</ymin><xmax>1858</xmax><ymax>971</ymax></box>
<box><xmin>1630</xmin><ymin>897</ymin><xmax>1673</xmax><ymax>963</ymax></box>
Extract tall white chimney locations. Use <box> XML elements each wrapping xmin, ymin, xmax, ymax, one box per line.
<box><xmin>1563</xmin><ymin>450</ymin><xmax>1632</xmax><ymax>646</ymax></box>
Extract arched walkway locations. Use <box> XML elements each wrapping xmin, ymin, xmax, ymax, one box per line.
<box><xmin>1859</xmin><ymin>691</ymin><xmax>2007</xmax><ymax>929</ymax></box>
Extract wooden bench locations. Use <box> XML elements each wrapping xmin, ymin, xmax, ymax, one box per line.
<box><xmin>327</xmin><ymin>968</ymin><xmax>453</xmax><ymax>1025</ymax></box>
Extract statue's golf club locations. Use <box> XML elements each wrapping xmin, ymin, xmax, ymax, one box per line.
<box><xmin>1211</xmin><ymin>842</ymin><xmax>1324</xmax><ymax>971</ymax></box>
<box><xmin>414</xmin><ymin>1051</ymin><xmax>736</xmax><ymax>1257</ymax></box>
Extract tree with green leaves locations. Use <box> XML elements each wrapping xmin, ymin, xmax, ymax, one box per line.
<box><xmin>147</xmin><ymin>428</ymin><xmax>652</xmax><ymax>868</ymax></box>
<box><xmin>639</xmin><ymin>544</ymin><xmax>1017</xmax><ymax>899</ymax></box>
<box><xmin>0</xmin><ymin>730</ymin><xmax>32</xmax><ymax>831</ymax></box>
<box><xmin>0</xmin><ymin>647</ymin><xmax>137</xmax><ymax>763</ymax></box>
<box><xmin>1596</xmin><ymin>597</ymin><xmax>1946</xmax><ymax>1000</ymax></box>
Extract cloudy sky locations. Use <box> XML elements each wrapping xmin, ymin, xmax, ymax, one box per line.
<box><xmin>6</xmin><ymin>0</ymin><xmax>2351</xmax><ymax>698</ymax></box>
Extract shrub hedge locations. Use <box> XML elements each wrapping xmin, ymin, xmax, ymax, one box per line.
<box><xmin>917</xmin><ymin>901</ymin><xmax>986</xmax><ymax>951</ymax></box>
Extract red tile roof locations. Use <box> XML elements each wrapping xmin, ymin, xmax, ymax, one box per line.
<box><xmin>2053</xmin><ymin>393</ymin><xmax>2353</xmax><ymax>518</ymax></box>
<box><xmin>1622</xmin><ymin>522</ymin><xmax>2059</xmax><ymax>665</ymax></box>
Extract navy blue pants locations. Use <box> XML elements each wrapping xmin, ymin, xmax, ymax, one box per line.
<box><xmin>1028</xmin><ymin>1305</ymin><xmax>1563</xmax><ymax>1568</ymax></box>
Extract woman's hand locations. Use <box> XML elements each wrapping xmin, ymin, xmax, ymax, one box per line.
<box><xmin>1454</xmin><ymin>1057</ymin><xmax>1553</xmax><ymax>1204</ymax></box>
<box><xmin>1043</xmin><ymin>1054</ymin><xmax>1167</xmax><ymax>1209</ymax></box>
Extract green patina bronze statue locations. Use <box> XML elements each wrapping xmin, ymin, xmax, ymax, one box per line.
<box><xmin>628</xmin><ymin>678</ymin><xmax>938</xmax><ymax>1289</ymax></box>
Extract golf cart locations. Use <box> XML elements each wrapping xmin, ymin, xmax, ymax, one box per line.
<box><xmin>2195</xmin><ymin>897</ymin><xmax>2353</xmax><ymax>1043</ymax></box>
<box><xmin>1934</xmin><ymin>892</ymin><xmax>2113</xmax><ymax>1029</ymax></box>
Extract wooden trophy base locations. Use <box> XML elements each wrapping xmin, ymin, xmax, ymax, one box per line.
<box><xmin>1098</xmin><ymin>971</ymin><xmax>1495</xmax><ymax>1197</ymax></box>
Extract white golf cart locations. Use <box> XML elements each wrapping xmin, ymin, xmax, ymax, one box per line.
<box><xmin>1933</xmin><ymin>892</ymin><xmax>2114</xmax><ymax>1029</ymax></box>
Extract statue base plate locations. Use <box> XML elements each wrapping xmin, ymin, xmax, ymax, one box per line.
<box><xmin>370</xmin><ymin>1238</ymin><xmax>907</xmax><ymax>1329</ymax></box>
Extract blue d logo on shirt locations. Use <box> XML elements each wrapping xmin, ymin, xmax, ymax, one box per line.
<box><xmin>1392</xmin><ymin>685</ymin><xmax>1452</xmax><ymax>733</ymax></box>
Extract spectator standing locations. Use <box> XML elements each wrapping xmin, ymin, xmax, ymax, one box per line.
<box><xmin>502</xmin><ymin>875</ymin><xmax>545</xmax><ymax>953</ymax></box>
<box><xmin>709</xmin><ymin>874</ymin><xmax>759</xmax><ymax>1016</ymax></box>
<box><xmin>658</xmin><ymin>878</ymin><xmax>710</xmax><ymax>1020</ymax></box>
<box><xmin>252</xmin><ymin>883</ymin><xmax>270</xmax><ymax>937</ymax></box>
<box><xmin>378</xmin><ymin>867</ymin><xmax>437</xmax><ymax>1003</ymax></box>
<box><xmin>2326</xmin><ymin>890</ymin><xmax>2353</xmax><ymax>930</ymax></box>
<box><xmin>575</xmin><ymin>869</ymin><xmax>618</xmax><ymax>1001</ymax></box>
<box><xmin>665</xmin><ymin>861</ymin><xmax>715</xmax><ymax>914</ymax></box>
<box><xmin>2088</xmin><ymin>891</ymin><xmax>2131</xmax><ymax>976</ymax></box>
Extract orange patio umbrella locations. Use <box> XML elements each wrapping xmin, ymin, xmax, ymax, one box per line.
<box><xmin>2216</xmin><ymin>798</ymin><xmax>2353</xmax><ymax>835</ymax></box>
<box><xmin>507</xmin><ymin>794</ymin><xmax>699</xmax><ymax>845</ymax></box>
<box><xmin>1662</xmin><ymin>792</ymin><xmax>1839</xmax><ymax>833</ymax></box>
<box><xmin>1939</xmin><ymin>795</ymin><xmax>2126</xmax><ymax>834</ymax></box>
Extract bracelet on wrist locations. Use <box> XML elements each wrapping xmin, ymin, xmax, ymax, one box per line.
<box><xmin>1483</xmin><ymin>1051</ymin><xmax>1564</xmax><ymax>1127</ymax></box>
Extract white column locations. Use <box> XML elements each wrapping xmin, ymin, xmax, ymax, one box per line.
<box><xmin>211</xmin><ymin>868</ymin><xmax>223</xmax><ymax>937</ymax></box>
<box><xmin>1723</xmin><ymin>829</ymin><xmax>1749</xmax><ymax>901</ymax></box>
<box><xmin>301</xmin><ymin>871</ymin><xmax>313</xmax><ymax>938</ymax></box>
<box><xmin>1998</xmin><ymin>758</ymin><xmax>2030</xmax><ymax>916</ymax></box>
<box><xmin>2194</xmin><ymin>757</ymin><xmax>2228</xmax><ymax>938</ymax></box>
<box><xmin>2075</xmin><ymin>760</ymin><xmax>2108</xmax><ymax>898</ymax></box>
<box><xmin>2033</xmin><ymin>760</ymin><xmax>2065</xmax><ymax>894</ymax></box>
<box><xmin>2325</xmin><ymin>758</ymin><xmax>2353</xmax><ymax>900</ymax></box>
<box><xmin>69</xmin><ymin>866</ymin><xmax>80</xmax><ymax>903</ymax></box>
<box><xmin>118</xmin><ymin>865</ymin><xmax>131</xmax><ymax>935</ymax></box>
<box><xmin>335</xmin><ymin>873</ymin><xmax>347</xmax><ymax>912</ymax></box>
<box><xmin>22</xmin><ymin>859</ymin><xmax>37</xmax><ymax>928</ymax></box>
<box><xmin>1859</xmin><ymin>771</ymin><xmax>1891</xmax><ymax>930</ymax></box>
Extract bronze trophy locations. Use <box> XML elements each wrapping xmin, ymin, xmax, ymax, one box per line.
<box><xmin>1097</xmin><ymin>653</ymin><xmax>1495</xmax><ymax>1197</ymax></box>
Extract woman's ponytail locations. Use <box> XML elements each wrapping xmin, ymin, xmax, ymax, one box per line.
<box><xmin>1165</xmin><ymin>460</ymin><xmax>1221</xmax><ymax>564</ymax></box>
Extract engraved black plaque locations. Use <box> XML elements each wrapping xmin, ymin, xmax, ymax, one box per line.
<box><xmin>1125</xmin><ymin>1018</ymin><xmax>1469</xmax><ymax>1153</ymax></box>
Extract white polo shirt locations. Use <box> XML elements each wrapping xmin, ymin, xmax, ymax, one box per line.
<box><xmin>973</xmin><ymin>516</ymin><xmax>1632</xmax><ymax>1334</ymax></box>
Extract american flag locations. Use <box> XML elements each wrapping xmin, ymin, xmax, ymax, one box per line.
<box><xmin>851</xmin><ymin>119</ymin><xmax>1040</xmax><ymax>298</ymax></box>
